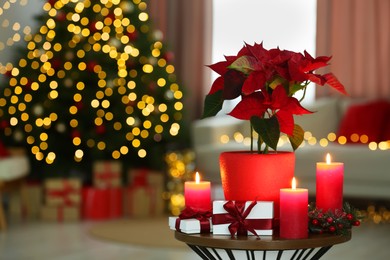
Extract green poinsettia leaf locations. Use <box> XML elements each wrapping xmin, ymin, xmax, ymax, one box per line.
<box><xmin>228</xmin><ymin>55</ymin><xmax>256</xmax><ymax>75</ymax></box>
<box><xmin>250</xmin><ymin>116</ymin><xmax>280</xmax><ymax>151</ymax></box>
<box><xmin>288</xmin><ymin>124</ymin><xmax>304</xmax><ymax>150</ymax></box>
<box><xmin>202</xmin><ymin>90</ymin><xmax>224</xmax><ymax>118</ymax></box>
<box><xmin>290</xmin><ymin>83</ymin><xmax>306</xmax><ymax>95</ymax></box>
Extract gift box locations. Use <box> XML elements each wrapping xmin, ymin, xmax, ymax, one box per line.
<box><xmin>93</xmin><ymin>161</ymin><xmax>122</xmax><ymax>188</ymax></box>
<box><xmin>82</xmin><ymin>187</ymin><xmax>123</xmax><ymax>220</ymax></box>
<box><xmin>108</xmin><ymin>187</ymin><xmax>123</xmax><ymax>218</ymax></box>
<box><xmin>128</xmin><ymin>168</ymin><xmax>164</xmax><ymax>216</ymax></box>
<box><xmin>168</xmin><ymin>207</ymin><xmax>213</xmax><ymax>234</ymax></box>
<box><xmin>8</xmin><ymin>192</ymin><xmax>28</xmax><ymax>222</ymax></box>
<box><xmin>124</xmin><ymin>185</ymin><xmax>155</xmax><ymax>218</ymax></box>
<box><xmin>82</xmin><ymin>187</ymin><xmax>110</xmax><ymax>220</ymax></box>
<box><xmin>169</xmin><ymin>216</ymin><xmax>213</xmax><ymax>234</ymax></box>
<box><xmin>40</xmin><ymin>205</ymin><xmax>80</xmax><ymax>222</ymax></box>
<box><xmin>44</xmin><ymin>178</ymin><xmax>81</xmax><ymax>206</ymax></box>
<box><xmin>8</xmin><ymin>182</ymin><xmax>42</xmax><ymax>221</ymax></box>
<box><xmin>24</xmin><ymin>182</ymin><xmax>43</xmax><ymax>219</ymax></box>
<box><xmin>212</xmin><ymin>200</ymin><xmax>274</xmax><ymax>236</ymax></box>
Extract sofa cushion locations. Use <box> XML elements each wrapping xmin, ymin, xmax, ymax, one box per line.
<box><xmin>294</xmin><ymin>98</ymin><xmax>340</xmax><ymax>139</ymax></box>
<box><xmin>294</xmin><ymin>143</ymin><xmax>390</xmax><ymax>199</ymax></box>
<box><xmin>381</xmin><ymin>116</ymin><xmax>390</xmax><ymax>141</ymax></box>
<box><xmin>191</xmin><ymin>116</ymin><xmax>247</xmax><ymax>147</ymax></box>
<box><xmin>337</xmin><ymin>100</ymin><xmax>390</xmax><ymax>143</ymax></box>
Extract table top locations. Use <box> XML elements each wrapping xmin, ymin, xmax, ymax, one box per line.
<box><xmin>175</xmin><ymin>231</ymin><xmax>351</xmax><ymax>250</ymax></box>
<box><xmin>0</xmin><ymin>156</ymin><xmax>29</xmax><ymax>181</ymax></box>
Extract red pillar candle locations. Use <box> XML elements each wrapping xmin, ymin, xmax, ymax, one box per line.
<box><xmin>316</xmin><ymin>153</ymin><xmax>343</xmax><ymax>213</ymax></box>
<box><xmin>280</xmin><ymin>177</ymin><xmax>308</xmax><ymax>239</ymax></box>
<box><xmin>184</xmin><ymin>172</ymin><xmax>211</xmax><ymax>211</ymax></box>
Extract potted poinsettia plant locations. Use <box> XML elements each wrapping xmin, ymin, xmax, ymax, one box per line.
<box><xmin>203</xmin><ymin>42</ymin><xmax>347</xmax><ymax>214</ymax></box>
<box><xmin>203</xmin><ymin>42</ymin><xmax>346</xmax><ymax>153</ymax></box>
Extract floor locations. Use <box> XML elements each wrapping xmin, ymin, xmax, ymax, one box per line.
<box><xmin>0</xmin><ymin>220</ymin><xmax>198</xmax><ymax>260</ymax></box>
<box><xmin>0</xmin><ymin>219</ymin><xmax>389</xmax><ymax>260</ymax></box>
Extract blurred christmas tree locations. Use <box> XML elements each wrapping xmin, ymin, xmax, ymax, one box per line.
<box><xmin>0</xmin><ymin>0</ymin><xmax>188</xmax><ymax>177</ymax></box>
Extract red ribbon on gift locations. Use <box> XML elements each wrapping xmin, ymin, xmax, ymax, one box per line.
<box><xmin>57</xmin><ymin>206</ymin><xmax>64</xmax><ymax>222</ymax></box>
<box><xmin>96</xmin><ymin>172</ymin><xmax>118</xmax><ymax>187</ymax></box>
<box><xmin>175</xmin><ymin>207</ymin><xmax>212</xmax><ymax>234</ymax></box>
<box><xmin>132</xmin><ymin>168</ymin><xmax>148</xmax><ymax>187</ymax></box>
<box><xmin>96</xmin><ymin>162</ymin><xmax>121</xmax><ymax>187</ymax></box>
<box><xmin>212</xmin><ymin>201</ymin><xmax>273</xmax><ymax>239</ymax></box>
<box><xmin>47</xmin><ymin>181</ymin><xmax>78</xmax><ymax>206</ymax></box>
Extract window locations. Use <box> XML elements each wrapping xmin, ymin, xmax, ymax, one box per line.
<box><xmin>212</xmin><ymin>0</ymin><xmax>317</xmax><ymax>113</ymax></box>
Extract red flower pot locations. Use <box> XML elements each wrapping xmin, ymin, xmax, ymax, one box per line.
<box><xmin>219</xmin><ymin>151</ymin><xmax>295</xmax><ymax>218</ymax></box>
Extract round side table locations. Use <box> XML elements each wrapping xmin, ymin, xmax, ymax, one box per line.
<box><xmin>175</xmin><ymin>231</ymin><xmax>351</xmax><ymax>260</ymax></box>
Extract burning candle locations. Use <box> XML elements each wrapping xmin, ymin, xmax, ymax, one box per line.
<box><xmin>280</xmin><ymin>177</ymin><xmax>308</xmax><ymax>239</ymax></box>
<box><xmin>316</xmin><ymin>153</ymin><xmax>343</xmax><ymax>212</ymax></box>
<box><xmin>184</xmin><ymin>172</ymin><xmax>211</xmax><ymax>211</ymax></box>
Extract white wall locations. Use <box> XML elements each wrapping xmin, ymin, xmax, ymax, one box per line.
<box><xmin>212</xmin><ymin>0</ymin><xmax>317</xmax><ymax>110</ymax></box>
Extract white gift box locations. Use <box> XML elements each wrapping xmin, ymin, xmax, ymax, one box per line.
<box><xmin>212</xmin><ymin>200</ymin><xmax>274</xmax><ymax>236</ymax></box>
<box><xmin>169</xmin><ymin>216</ymin><xmax>213</xmax><ymax>234</ymax></box>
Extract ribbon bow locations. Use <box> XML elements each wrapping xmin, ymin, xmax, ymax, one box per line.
<box><xmin>97</xmin><ymin>172</ymin><xmax>118</xmax><ymax>187</ymax></box>
<box><xmin>213</xmin><ymin>201</ymin><xmax>273</xmax><ymax>239</ymax></box>
<box><xmin>175</xmin><ymin>207</ymin><xmax>212</xmax><ymax>234</ymax></box>
<box><xmin>47</xmin><ymin>181</ymin><xmax>78</xmax><ymax>206</ymax></box>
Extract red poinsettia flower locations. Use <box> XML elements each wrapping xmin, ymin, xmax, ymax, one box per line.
<box><xmin>229</xmin><ymin>85</ymin><xmax>312</xmax><ymax>135</ymax></box>
<box><xmin>269</xmin><ymin>86</ymin><xmax>312</xmax><ymax>135</ymax></box>
<box><xmin>207</xmin><ymin>51</ymin><xmax>250</xmax><ymax>96</ymax></box>
<box><xmin>202</xmin><ymin>42</ymin><xmax>347</xmax><ymax>153</ymax></box>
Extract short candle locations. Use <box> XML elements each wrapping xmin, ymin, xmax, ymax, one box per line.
<box><xmin>184</xmin><ymin>172</ymin><xmax>211</xmax><ymax>211</ymax></box>
<box><xmin>316</xmin><ymin>153</ymin><xmax>343</xmax><ymax>212</ymax></box>
<box><xmin>280</xmin><ymin>177</ymin><xmax>308</xmax><ymax>239</ymax></box>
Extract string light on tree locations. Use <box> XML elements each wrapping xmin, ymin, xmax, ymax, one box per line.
<box><xmin>0</xmin><ymin>0</ymin><xmax>187</xmax><ymax>171</ymax></box>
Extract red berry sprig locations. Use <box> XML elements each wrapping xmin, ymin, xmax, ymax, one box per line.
<box><xmin>308</xmin><ymin>202</ymin><xmax>362</xmax><ymax>235</ymax></box>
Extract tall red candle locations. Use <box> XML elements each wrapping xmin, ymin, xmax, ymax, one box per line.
<box><xmin>184</xmin><ymin>172</ymin><xmax>211</xmax><ymax>211</ymax></box>
<box><xmin>280</xmin><ymin>177</ymin><xmax>308</xmax><ymax>239</ymax></box>
<box><xmin>316</xmin><ymin>153</ymin><xmax>343</xmax><ymax>212</ymax></box>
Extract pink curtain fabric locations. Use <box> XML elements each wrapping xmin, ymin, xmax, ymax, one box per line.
<box><xmin>316</xmin><ymin>0</ymin><xmax>390</xmax><ymax>100</ymax></box>
<box><xmin>149</xmin><ymin>1</ymin><xmax>213</xmax><ymax>120</ymax></box>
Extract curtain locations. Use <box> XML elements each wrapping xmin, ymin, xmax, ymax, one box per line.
<box><xmin>316</xmin><ymin>0</ymin><xmax>390</xmax><ymax>99</ymax></box>
<box><xmin>149</xmin><ymin>0</ymin><xmax>213</xmax><ymax>120</ymax></box>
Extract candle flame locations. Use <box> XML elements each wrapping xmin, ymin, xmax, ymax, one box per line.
<box><xmin>326</xmin><ymin>153</ymin><xmax>331</xmax><ymax>164</ymax></box>
<box><xmin>292</xmin><ymin>177</ymin><xmax>297</xmax><ymax>189</ymax></box>
<box><xmin>195</xmin><ymin>172</ymin><xmax>200</xmax><ymax>184</ymax></box>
